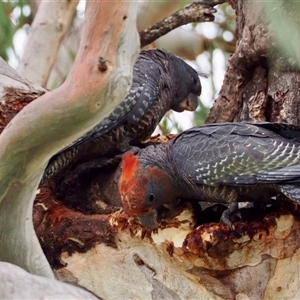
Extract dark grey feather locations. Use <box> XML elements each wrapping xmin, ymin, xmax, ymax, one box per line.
<box><xmin>171</xmin><ymin>122</ymin><xmax>300</xmax><ymax>186</ymax></box>
<box><xmin>44</xmin><ymin>48</ymin><xmax>202</xmax><ymax>180</ymax></box>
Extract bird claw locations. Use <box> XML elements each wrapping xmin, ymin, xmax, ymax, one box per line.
<box><xmin>220</xmin><ymin>202</ymin><xmax>240</xmax><ymax>230</ymax></box>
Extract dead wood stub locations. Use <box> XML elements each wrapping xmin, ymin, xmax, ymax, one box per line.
<box><xmin>139</xmin><ymin>2</ymin><xmax>218</xmax><ymax>48</ymax></box>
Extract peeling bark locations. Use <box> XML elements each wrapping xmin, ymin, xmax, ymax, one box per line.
<box><xmin>35</xmin><ymin>179</ymin><xmax>300</xmax><ymax>299</ymax></box>
<box><xmin>34</xmin><ymin>133</ymin><xmax>300</xmax><ymax>298</ymax></box>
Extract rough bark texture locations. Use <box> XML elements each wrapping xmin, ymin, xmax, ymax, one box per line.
<box><xmin>207</xmin><ymin>0</ymin><xmax>300</xmax><ymax>125</ymax></box>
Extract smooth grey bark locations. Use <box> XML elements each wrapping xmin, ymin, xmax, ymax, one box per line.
<box><xmin>0</xmin><ymin>262</ymin><xmax>99</xmax><ymax>299</ymax></box>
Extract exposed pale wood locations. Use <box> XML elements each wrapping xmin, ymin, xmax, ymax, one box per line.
<box><xmin>48</xmin><ymin>205</ymin><xmax>300</xmax><ymax>299</ymax></box>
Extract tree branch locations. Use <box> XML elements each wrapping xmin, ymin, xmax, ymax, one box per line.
<box><xmin>17</xmin><ymin>0</ymin><xmax>79</xmax><ymax>87</ymax></box>
<box><xmin>0</xmin><ymin>2</ymin><xmax>139</xmax><ymax>276</ymax></box>
<box><xmin>139</xmin><ymin>1</ymin><xmax>225</xmax><ymax>48</ymax></box>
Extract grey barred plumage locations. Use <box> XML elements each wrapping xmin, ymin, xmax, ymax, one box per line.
<box><xmin>119</xmin><ymin>121</ymin><xmax>300</xmax><ymax>229</ymax></box>
<box><xmin>43</xmin><ymin>48</ymin><xmax>202</xmax><ymax>181</ymax></box>
<box><xmin>171</xmin><ymin>122</ymin><xmax>300</xmax><ymax>187</ymax></box>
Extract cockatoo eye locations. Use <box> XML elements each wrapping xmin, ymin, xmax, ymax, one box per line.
<box><xmin>148</xmin><ymin>193</ymin><xmax>155</xmax><ymax>203</ymax></box>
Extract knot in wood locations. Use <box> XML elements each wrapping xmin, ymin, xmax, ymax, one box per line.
<box><xmin>98</xmin><ymin>57</ymin><xmax>108</xmax><ymax>72</ymax></box>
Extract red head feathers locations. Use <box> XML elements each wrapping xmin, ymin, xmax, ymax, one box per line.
<box><xmin>120</xmin><ymin>152</ymin><xmax>139</xmax><ymax>183</ymax></box>
<box><xmin>119</xmin><ymin>151</ymin><xmax>177</xmax><ymax>219</ymax></box>
<box><xmin>119</xmin><ymin>152</ymin><xmax>155</xmax><ymax>215</ymax></box>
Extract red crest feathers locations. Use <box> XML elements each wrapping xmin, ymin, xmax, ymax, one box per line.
<box><xmin>121</xmin><ymin>152</ymin><xmax>139</xmax><ymax>182</ymax></box>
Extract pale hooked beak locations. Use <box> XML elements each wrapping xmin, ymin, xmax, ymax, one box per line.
<box><xmin>172</xmin><ymin>93</ymin><xmax>199</xmax><ymax>112</ymax></box>
<box><xmin>137</xmin><ymin>210</ymin><xmax>159</xmax><ymax>230</ymax></box>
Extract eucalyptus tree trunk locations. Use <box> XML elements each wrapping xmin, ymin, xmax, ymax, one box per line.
<box><xmin>0</xmin><ymin>0</ymin><xmax>139</xmax><ymax>289</ymax></box>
